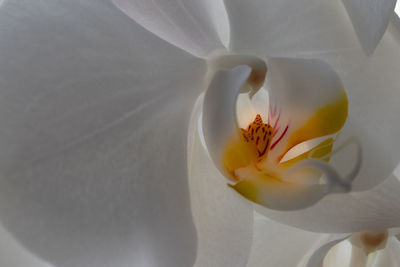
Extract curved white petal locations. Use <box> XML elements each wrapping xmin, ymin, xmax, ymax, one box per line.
<box><xmin>0</xmin><ymin>1</ymin><xmax>206</xmax><ymax>266</ymax></box>
<box><xmin>202</xmin><ymin>64</ymin><xmax>252</xmax><ymax>177</ymax></box>
<box><xmin>265</xmin><ymin>58</ymin><xmax>348</xmax><ymax>163</ymax></box>
<box><xmin>337</xmin><ymin>23</ymin><xmax>400</xmax><ymax>190</ymax></box>
<box><xmin>224</xmin><ymin>0</ymin><xmax>359</xmax><ymax>58</ymax></box>
<box><xmin>256</xmin><ymin>173</ymin><xmax>400</xmax><ymax>233</ymax></box>
<box><xmin>342</xmin><ymin>0</ymin><xmax>397</xmax><ymax>54</ymax></box>
<box><xmin>112</xmin><ymin>0</ymin><xmax>228</xmax><ymax>57</ymax></box>
<box><xmin>247</xmin><ymin>212</ymin><xmax>323</xmax><ymax>267</ymax></box>
<box><xmin>188</xmin><ymin>94</ymin><xmax>253</xmax><ymax>267</ymax></box>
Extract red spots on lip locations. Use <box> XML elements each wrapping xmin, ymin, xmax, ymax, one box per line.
<box><xmin>241</xmin><ymin>114</ymin><xmax>273</xmax><ymax>163</ymax></box>
<box><xmin>261</xmin><ymin>139</ymin><xmax>269</xmax><ymax>157</ymax></box>
<box><xmin>263</xmin><ymin>131</ymin><xmax>267</xmax><ymax>141</ymax></box>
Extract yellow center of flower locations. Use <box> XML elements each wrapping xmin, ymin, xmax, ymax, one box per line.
<box><xmin>219</xmin><ymin>81</ymin><xmax>351</xmax><ymax>209</ymax></box>
<box><xmin>240</xmin><ymin>114</ymin><xmax>273</xmax><ymax>164</ymax></box>
<box><xmin>222</xmin><ymin>90</ymin><xmax>348</xmax><ymax>182</ymax></box>
<box><xmin>222</xmin><ymin>113</ymin><xmax>289</xmax><ymax>181</ymax></box>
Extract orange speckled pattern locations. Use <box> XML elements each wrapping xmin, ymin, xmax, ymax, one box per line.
<box><xmin>241</xmin><ymin>114</ymin><xmax>273</xmax><ymax>164</ymax></box>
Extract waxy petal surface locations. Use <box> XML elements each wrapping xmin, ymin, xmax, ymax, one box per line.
<box><xmin>265</xmin><ymin>58</ymin><xmax>347</xmax><ymax>162</ymax></box>
<box><xmin>0</xmin><ymin>0</ymin><xmax>206</xmax><ymax>266</ymax></box>
<box><xmin>113</xmin><ymin>0</ymin><xmax>229</xmax><ymax>57</ymax></box>
<box><xmin>224</xmin><ymin>0</ymin><xmax>358</xmax><ymax>58</ymax></box>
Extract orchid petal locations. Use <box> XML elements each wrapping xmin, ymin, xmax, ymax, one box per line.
<box><xmin>264</xmin><ymin>58</ymin><xmax>348</xmax><ymax>163</ymax></box>
<box><xmin>246</xmin><ymin>212</ymin><xmax>323</xmax><ymax>267</ymax></box>
<box><xmin>335</xmin><ymin>22</ymin><xmax>400</xmax><ymax>190</ymax></box>
<box><xmin>0</xmin><ymin>1</ymin><xmax>206</xmax><ymax>266</ymax></box>
<box><xmin>202</xmin><ymin>65</ymin><xmax>252</xmax><ymax>178</ymax></box>
<box><xmin>112</xmin><ymin>0</ymin><xmax>228</xmax><ymax>57</ymax></box>
<box><xmin>342</xmin><ymin>0</ymin><xmax>397</xmax><ymax>54</ymax></box>
<box><xmin>188</xmin><ymin>94</ymin><xmax>253</xmax><ymax>267</ymax></box>
<box><xmin>224</xmin><ymin>0</ymin><xmax>358</xmax><ymax>58</ymax></box>
<box><xmin>256</xmin><ymin>173</ymin><xmax>400</xmax><ymax>233</ymax></box>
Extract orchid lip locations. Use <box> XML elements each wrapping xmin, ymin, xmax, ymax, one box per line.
<box><xmin>202</xmin><ymin>56</ymin><xmax>363</xmax><ymax>211</ymax></box>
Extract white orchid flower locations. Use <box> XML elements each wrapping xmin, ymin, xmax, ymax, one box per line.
<box><xmin>0</xmin><ymin>0</ymin><xmax>400</xmax><ymax>267</ymax></box>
